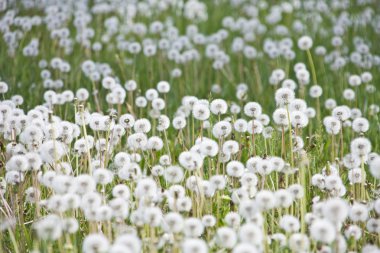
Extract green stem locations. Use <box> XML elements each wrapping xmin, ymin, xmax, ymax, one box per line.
<box><xmin>306</xmin><ymin>49</ymin><xmax>318</xmax><ymax>85</ymax></box>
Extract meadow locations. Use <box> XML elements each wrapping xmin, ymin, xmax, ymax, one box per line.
<box><xmin>0</xmin><ymin>0</ymin><xmax>380</xmax><ymax>252</ymax></box>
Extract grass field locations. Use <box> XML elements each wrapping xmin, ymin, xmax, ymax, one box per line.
<box><xmin>1</xmin><ymin>0</ymin><xmax>380</xmax><ymax>252</ymax></box>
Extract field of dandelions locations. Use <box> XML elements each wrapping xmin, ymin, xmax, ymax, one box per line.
<box><xmin>1</xmin><ymin>0</ymin><xmax>380</xmax><ymax>252</ymax></box>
